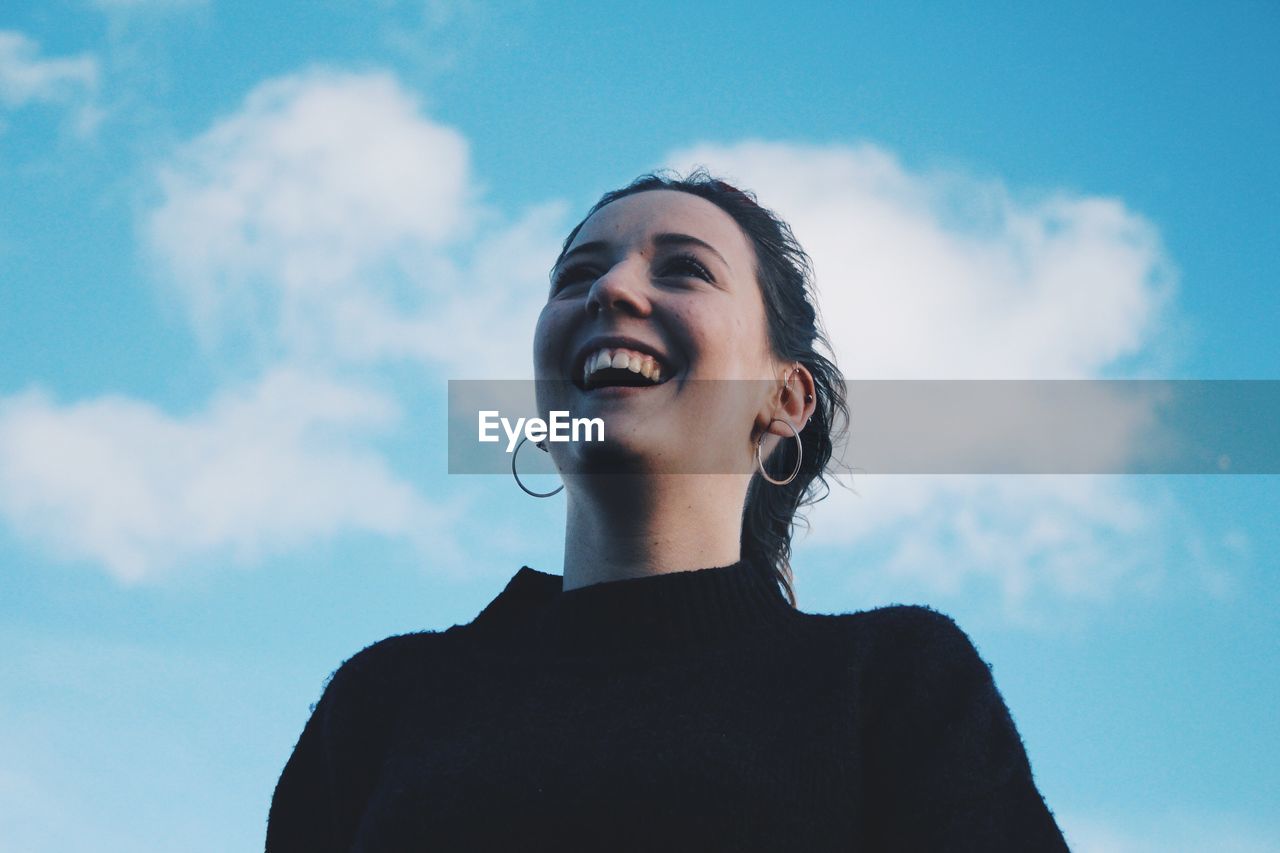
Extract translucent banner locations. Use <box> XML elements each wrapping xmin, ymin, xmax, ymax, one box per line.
<box><xmin>447</xmin><ymin>380</ymin><xmax>1280</xmax><ymax>475</ymax></box>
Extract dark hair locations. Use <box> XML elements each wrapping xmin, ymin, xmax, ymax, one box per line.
<box><xmin>554</xmin><ymin>169</ymin><xmax>849</xmax><ymax>606</ymax></box>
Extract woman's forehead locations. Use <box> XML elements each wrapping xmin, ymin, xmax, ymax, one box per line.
<box><xmin>569</xmin><ymin>190</ymin><xmax>753</xmax><ymax>264</ymax></box>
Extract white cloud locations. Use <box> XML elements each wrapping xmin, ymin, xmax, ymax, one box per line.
<box><xmin>666</xmin><ymin>141</ymin><xmax>1188</xmax><ymax>617</ymax></box>
<box><xmin>0</xmin><ymin>368</ymin><xmax>452</xmax><ymax>583</ymax></box>
<box><xmin>668</xmin><ymin>140</ymin><xmax>1174</xmax><ymax>379</ymax></box>
<box><xmin>798</xmin><ymin>475</ymin><xmax>1168</xmax><ymax>625</ymax></box>
<box><xmin>146</xmin><ymin>68</ymin><xmax>561</xmax><ymax>377</ymax></box>
<box><xmin>0</xmin><ymin>31</ymin><xmax>101</xmax><ymax>135</ymax></box>
<box><xmin>0</xmin><ymin>68</ymin><xmax>559</xmax><ymax>582</ymax></box>
<box><xmin>147</xmin><ymin>68</ymin><xmax>470</xmax><ymax>332</ymax></box>
<box><xmin>316</xmin><ymin>198</ymin><xmax>567</xmax><ymax>377</ymax></box>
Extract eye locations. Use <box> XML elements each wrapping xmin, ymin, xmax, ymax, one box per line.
<box><xmin>660</xmin><ymin>253</ymin><xmax>713</xmax><ymax>282</ymax></box>
<box><xmin>551</xmin><ymin>264</ymin><xmax>598</xmax><ymax>293</ymax></box>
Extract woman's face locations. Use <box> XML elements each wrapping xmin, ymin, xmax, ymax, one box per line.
<box><xmin>533</xmin><ymin>189</ymin><xmax>782</xmax><ymax>479</ymax></box>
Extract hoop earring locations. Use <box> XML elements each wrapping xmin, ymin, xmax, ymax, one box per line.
<box><xmin>512</xmin><ymin>435</ymin><xmax>564</xmax><ymax>498</ymax></box>
<box><xmin>755</xmin><ymin>418</ymin><xmax>803</xmax><ymax>486</ymax></box>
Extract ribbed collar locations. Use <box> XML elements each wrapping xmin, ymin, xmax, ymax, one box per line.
<box><xmin>473</xmin><ymin>560</ymin><xmax>799</xmax><ymax>658</ymax></box>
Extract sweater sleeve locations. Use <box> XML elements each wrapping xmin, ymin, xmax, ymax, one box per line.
<box><xmin>859</xmin><ymin>606</ymin><xmax>1070</xmax><ymax>852</ymax></box>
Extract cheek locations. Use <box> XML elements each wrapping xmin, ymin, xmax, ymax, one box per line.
<box><xmin>532</xmin><ymin>303</ymin><xmax>564</xmax><ymax>371</ymax></box>
<box><xmin>689</xmin><ymin>305</ymin><xmax>771</xmax><ymax>376</ymax></box>
<box><xmin>735</xmin><ymin>300</ymin><xmax>775</xmax><ymax>375</ymax></box>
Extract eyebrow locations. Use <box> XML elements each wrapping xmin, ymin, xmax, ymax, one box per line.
<box><xmin>652</xmin><ymin>233</ymin><xmax>729</xmax><ymax>268</ymax></box>
<box><xmin>556</xmin><ymin>232</ymin><xmax>730</xmax><ymax>269</ymax></box>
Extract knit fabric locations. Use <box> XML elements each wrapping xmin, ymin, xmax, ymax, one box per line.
<box><xmin>266</xmin><ymin>560</ymin><xmax>1070</xmax><ymax>851</ymax></box>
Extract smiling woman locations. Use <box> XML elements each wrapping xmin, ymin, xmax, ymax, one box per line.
<box><xmin>265</xmin><ymin>171</ymin><xmax>1070</xmax><ymax>851</ymax></box>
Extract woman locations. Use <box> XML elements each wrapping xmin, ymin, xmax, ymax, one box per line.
<box><xmin>266</xmin><ymin>172</ymin><xmax>1070</xmax><ymax>851</ymax></box>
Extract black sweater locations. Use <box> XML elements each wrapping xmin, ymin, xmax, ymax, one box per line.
<box><xmin>266</xmin><ymin>560</ymin><xmax>1070</xmax><ymax>851</ymax></box>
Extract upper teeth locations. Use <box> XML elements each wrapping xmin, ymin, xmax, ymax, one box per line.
<box><xmin>582</xmin><ymin>347</ymin><xmax>664</xmax><ymax>386</ymax></box>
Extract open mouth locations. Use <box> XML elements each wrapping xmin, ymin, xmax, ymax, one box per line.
<box><xmin>574</xmin><ymin>346</ymin><xmax>674</xmax><ymax>391</ymax></box>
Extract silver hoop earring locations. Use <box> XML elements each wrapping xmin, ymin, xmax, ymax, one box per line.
<box><xmin>755</xmin><ymin>418</ymin><xmax>803</xmax><ymax>486</ymax></box>
<box><xmin>512</xmin><ymin>435</ymin><xmax>564</xmax><ymax>498</ymax></box>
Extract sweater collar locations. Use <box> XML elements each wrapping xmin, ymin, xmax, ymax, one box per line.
<box><xmin>474</xmin><ymin>560</ymin><xmax>798</xmax><ymax>656</ymax></box>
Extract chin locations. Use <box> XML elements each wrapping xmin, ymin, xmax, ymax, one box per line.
<box><xmin>558</xmin><ymin>431</ymin><xmax>680</xmax><ymax>479</ymax></box>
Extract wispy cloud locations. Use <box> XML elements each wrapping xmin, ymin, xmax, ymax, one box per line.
<box><xmin>796</xmin><ymin>475</ymin><xmax>1172</xmax><ymax>625</ymax></box>
<box><xmin>0</xmin><ymin>30</ymin><xmax>101</xmax><ymax>135</ymax></box>
<box><xmin>0</xmin><ymin>368</ymin><xmax>454</xmax><ymax>583</ymax></box>
<box><xmin>145</xmin><ymin>68</ymin><xmax>562</xmax><ymax>378</ymax></box>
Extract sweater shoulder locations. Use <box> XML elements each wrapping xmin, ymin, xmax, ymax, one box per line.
<box><xmin>798</xmin><ymin>602</ymin><xmax>991</xmax><ymax>685</ymax></box>
<box><xmin>321</xmin><ymin>627</ymin><xmax>463</xmax><ymax>703</ymax></box>
<box><xmin>856</xmin><ymin>603</ymin><xmax>977</xmax><ymax>653</ymax></box>
<box><xmin>342</xmin><ymin>628</ymin><xmax>452</xmax><ymax>667</ymax></box>
<box><xmin>801</xmin><ymin>602</ymin><xmax>974</xmax><ymax>649</ymax></box>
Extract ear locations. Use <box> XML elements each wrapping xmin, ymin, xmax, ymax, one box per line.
<box><xmin>755</xmin><ymin>362</ymin><xmax>817</xmax><ymax>441</ymax></box>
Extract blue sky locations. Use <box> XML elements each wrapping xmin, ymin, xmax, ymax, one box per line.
<box><xmin>2</xmin><ymin>1</ymin><xmax>1278</xmax><ymax>850</ymax></box>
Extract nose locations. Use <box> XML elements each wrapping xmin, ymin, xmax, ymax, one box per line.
<box><xmin>586</xmin><ymin>258</ymin><xmax>651</xmax><ymax>319</ymax></box>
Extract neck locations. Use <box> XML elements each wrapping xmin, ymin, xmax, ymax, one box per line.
<box><xmin>561</xmin><ymin>473</ymin><xmax>750</xmax><ymax>591</ymax></box>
